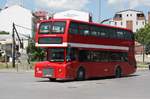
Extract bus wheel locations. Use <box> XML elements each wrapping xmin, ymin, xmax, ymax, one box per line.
<box><xmin>49</xmin><ymin>78</ymin><xmax>56</xmax><ymax>81</ymax></box>
<box><xmin>115</xmin><ymin>67</ymin><xmax>122</xmax><ymax>78</ymax></box>
<box><xmin>77</xmin><ymin>68</ymin><xmax>85</xmax><ymax>81</ymax></box>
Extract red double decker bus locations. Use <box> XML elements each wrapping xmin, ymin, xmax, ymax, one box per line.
<box><xmin>34</xmin><ymin>19</ymin><xmax>136</xmax><ymax>81</ymax></box>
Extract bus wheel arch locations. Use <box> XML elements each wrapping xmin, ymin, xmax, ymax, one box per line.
<box><xmin>76</xmin><ymin>67</ymin><xmax>86</xmax><ymax>81</ymax></box>
<box><xmin>115</xmin><ymin>66</ymin><xmax>122</xmax><ymax>78</ymax></box>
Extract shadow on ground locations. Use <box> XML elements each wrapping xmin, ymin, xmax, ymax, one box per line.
<box><xmin>36</xmin><ymin>74</ymin><xmax>139</xmax><ymax>83</ymax></box>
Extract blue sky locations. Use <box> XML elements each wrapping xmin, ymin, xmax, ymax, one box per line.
<box><xmin>0</xmin><ymin>0</ymin><xmax>150</xmax><ymax>22</ymax></box>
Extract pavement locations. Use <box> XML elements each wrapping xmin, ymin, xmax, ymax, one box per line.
<box><xmin>0</xmin><ymin>69</ymin><xmax>150</xmax><ymax>99</ymax></box>
<box><xmin>0</xmin><ymin>68</ymin><xmax>34</xmax><ymax>73</ymax></box>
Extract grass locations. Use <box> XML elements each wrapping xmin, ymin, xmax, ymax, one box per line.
<box><xmin>0</xmin><ymin>62</ymin><xmax>35</xmax><ymax>70</ymax></box>
<box><xmin>137</xmin><ymin>62</ymin><xmax>149</xmax><ymax>68</ymax></box>
<box><xmin>0</xmin><ymin>62</ymin><xmax>13</xmax><ymax>69</ymax></box>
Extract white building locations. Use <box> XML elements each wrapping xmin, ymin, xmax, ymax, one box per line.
<box><xmin>53</xmin><ymin>10</ymin><xmax>92</xmax><ymax>22</ymax></box>
<box><xmin>105</xmin><ymin>9</ymin><xmax>146</xmax><ymax>33</ymax></box>
<box><xmin>0</xmin><ymin>5</ymin><xmax>33</xmax><ymax>47</ymax></box>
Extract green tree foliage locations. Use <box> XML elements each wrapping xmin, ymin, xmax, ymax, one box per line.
<box><xmin>26</xmin><ymin>41</ymin><xmax>45</xmax><ymax>61</ymax></box>
<box><xmin>0</xmin><ymin>31</ymin><xmax>9</xmax><ymax>35</ymax></box>
<box><xmin>135</xmin><ymin>24</ymin><xmax>150</xmax><ymax>54</ymax></box>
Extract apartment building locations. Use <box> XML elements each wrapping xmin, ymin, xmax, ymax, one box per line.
<box><xmin>107</xmin><ymin>9</ymin><xmax>146</xmax><ymax>33</ymax></box>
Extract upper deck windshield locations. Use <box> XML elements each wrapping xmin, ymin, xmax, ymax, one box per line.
<box><xmin>39</xmin><ymin>21</ymin><xmax>66</xmax><ymax>34</ymax></box>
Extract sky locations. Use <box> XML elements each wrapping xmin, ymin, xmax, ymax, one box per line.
<box><xmin>0</xmin><ymin>0</ymin><xmax>150</xmax><ymax>22</ymax></box>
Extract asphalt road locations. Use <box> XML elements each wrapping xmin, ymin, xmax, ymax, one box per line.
<box><xmin>0</xmin><ymin>69</ymin><xmax>150</xmax><ymax>99</ymax></box>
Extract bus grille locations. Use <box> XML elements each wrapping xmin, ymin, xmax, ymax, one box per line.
<box><xmin>43</xmin><ymin>68</ymin><xmax>54</xmax><ymax>77</ymax></box>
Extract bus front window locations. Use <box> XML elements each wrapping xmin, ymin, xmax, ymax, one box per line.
<box><xmin>39</xmin><ymin>22</ymin><xmax>51</xmax><ymax>34</ymax></box>
<box><xmin>52</xmin><ymin>22</ymin><xmax>66</xmax><ymax>34</ymax></box>
<box><xmin>39</xmin><ymin>21</ymin><xmax>66</xmax><ymax>34</ymax></box>
<box><xmin>49</xmin><ymin>48</ymin><xmax>65</xmax><ymax>62</ymax></box>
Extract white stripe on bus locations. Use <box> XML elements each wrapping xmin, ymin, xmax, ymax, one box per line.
<box><xmin>36</xmin><ymin>42</ymin><xmax>129</xmax><ymax>51</ymax></box>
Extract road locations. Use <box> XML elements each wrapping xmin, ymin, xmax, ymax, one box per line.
<box><xmin>0</xmin><ymin>69</ymin><xmax>150</xmax><ymax>99</ymax></box>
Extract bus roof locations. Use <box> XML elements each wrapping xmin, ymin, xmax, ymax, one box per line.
<box><xmin>39</xmin><ymin>18</ymin><xmax>133</xmax><ymax>33</ymax></box>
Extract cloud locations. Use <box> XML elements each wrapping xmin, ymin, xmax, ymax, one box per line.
<box><xmin>107</xmin><ymin>0</ymin><xmax>150</xmax><ymax>9</ymax></box>
<box><xmin>108</xmin><ymin>0</ymin><xmax>122</xmax><ymax>5</ymax></box>
<box><xmin>5</xmin><ymin>0</ymin><xmax>22</xmax><ymax>7</ymax></box>
<box><xmin>34</xmin><ymin>0</ymin><xmax>90</xmax><ymax>10</ymax></box>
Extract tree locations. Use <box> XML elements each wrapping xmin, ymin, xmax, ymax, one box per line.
<box><xmin>0</xmin><ymin>31</ymin><xmax>9</xmax><ymax>35</ymax></box>
<box><xmin>135</xmin><ymin>24</ymin><xmax>150</xmax><ymax>54</ymax></box>
<box><xmin>26</xmin><ymin>40</ymin><xmax>45</xmax><ymax>61</ymax></box>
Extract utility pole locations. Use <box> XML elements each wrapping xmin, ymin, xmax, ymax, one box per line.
<box><xmin>12</xmin><ymin>23</ymin><xmax>23</xmax><ymax>68</ymax></box>
<box><xmin>12</xmin><ymin>23</ymin><xmax>16</xmax><ymax>68</ymax></box>
<box><xmin>98</xmin><ymin>0</ymin><xmax>101</xmax><ymax>23</ymax></box>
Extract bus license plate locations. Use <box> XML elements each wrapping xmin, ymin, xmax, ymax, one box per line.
<box><xmin>43</xmin><ymin>68</ymin><xmax>53</xmax><ymax>77</ymax></box>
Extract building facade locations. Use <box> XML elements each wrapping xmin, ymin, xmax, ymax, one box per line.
<box><xmin>0</xmin><ymin>5</ymin><xmax>33</xmax><ymax>62</ymax></box>
<box><xmin>0</xmin><ymin>5</ymin><xmax>33</xmax><ymax>45</ymax></box>
<box><xmin>106</xmin><ymin>9</ymin><xmax>146</xmax><ymax>33</ymax></box>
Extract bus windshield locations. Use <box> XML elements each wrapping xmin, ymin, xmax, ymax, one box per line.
<box><xmin>49</xmin><ymin>48</ymin><xmax>65</xmax><ymax>62</ymax></box>
<box><xmin>39</xmin><ymin>21</ymin><xmax>66</xmax><ymax>34</ymax></box>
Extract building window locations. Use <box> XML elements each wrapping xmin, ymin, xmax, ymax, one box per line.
<box><xmin>127</xmin><ymin>14</ymin><xmax>129</xmax><ymax>17</ymax></box>
<box><xmin>142</xmin><ymin>21</ymin><xmax>145</xmax><ymax>25</ymax></box>
<box><xmin>121</xmin><ymin>22</ymin><xmax>123</xmax><ymax>26</ymax></box>
<box><xmin>136</xmin><ymin>21</ymin><xmax>138</xmax><ymax>25</ymax></box>
<box><xmin>109</xmin><ymin>21</ymin><xmax>111</xmax><ymax>24</ymax></box>
<box><xmin>115</xmin><ymin>22</ymin><xmax>117</xmax><ymax>25</ymax></box>
<box><xmin>130</xmin><ymin>14</ymin><xmax>132</xmax><ymax>16</ymax></box>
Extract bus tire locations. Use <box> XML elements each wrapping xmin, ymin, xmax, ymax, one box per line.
<box><xmin>77</xmin><ymin>68</ymin><xmax>85</xmax><ymax>81</ymax></box>
<box><xmin>49</xmin><ymin>78</ymin><xmax>56</xmax><ymax>81</ymax></box>
<box><xmin>115</xmin><ymin>67</ymin><xmax>122</xmax><ymax>78</ymax></box>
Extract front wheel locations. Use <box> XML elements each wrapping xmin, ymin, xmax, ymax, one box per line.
<box><xmin>77</xmin><ymin>68</ymin><xmax>85</xmax><ymax>81</ymax></box>
<box><xmin>49</xmin><ymin>78</ymin><xmax>56</xmax><ymax>81</ymax></box>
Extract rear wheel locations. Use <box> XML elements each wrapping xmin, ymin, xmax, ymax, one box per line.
<box><xmin>77</xmin><ymin>68</ymin><xmax>85</xmax><ymax>81</ymax></box>
<box><xmin>115</xmin><ymin>67</ymin><xmax>122</xmax><ymax>78</ymax></box>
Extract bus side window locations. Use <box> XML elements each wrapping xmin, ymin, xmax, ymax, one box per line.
<box><xmin>124</xmin><ymin>31</ymin><xmax>132</xmax><ymax>40</ymax></box>
<box><xmin>91</xmin><ymin>26</ymin><xmax>98</xmax><ymax>37</ymax></box>
<box><xmin>98</xmin><ymin>27</ymin><xmax>108</xmax><ymax>38</ymax></box>
<box><xmin>79</xmin><ymin>50</ymin><xmax>90</xmax><ymax>62</ymax></box>
<box><xmin>117</xmin><ymin>30</ymin><xmax>124</xmax><ymax>39</ymax></box>
<box><xmin>99</xmin><ymin>51</ymin><xmax>109</xmax><ymax>62</ymax></box>
<box><xmin>122</xmin><ymin>53</ymin><xmax>128</xmax><ymax>62</ymax></box>
<box><xmin>69</xmin><ymin>22</ymin><xmax>79</xmax><ymax>34</ymax></box>
<box><xmin>108</xmin><ymin>28</ymin><xmax>117</xmax><ymax>39</ymax></box>
<box><xmin>79</xmin><ymin>24</ymin><xmax>90</xmax><ymax>36</ymax></box>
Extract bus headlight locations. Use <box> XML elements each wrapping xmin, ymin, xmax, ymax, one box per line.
<box><xmin>36</xmin><ymin>68</ymin><xmax>42</xmax><ymax>73</ymax></box>
<box><xmin>58</xmin><ymin>68</ymin><xmax>62</xmax><ymax>73</ymax></box>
